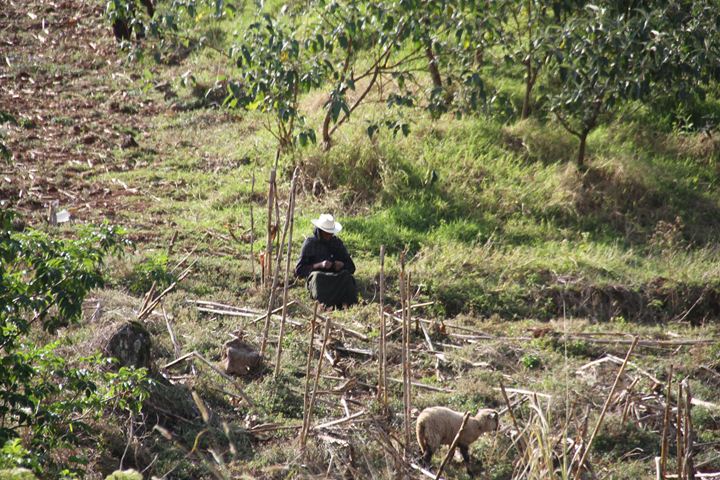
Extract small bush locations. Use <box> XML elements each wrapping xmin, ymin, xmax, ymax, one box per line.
<box><xmin>250</xmin><ymin>373</ymin><xmax>304</xmax><ymax>419</ymax></box>
<box><xmin>125</xmin><ymin>252</ymin><xmax>175</xmax><ymax>295</ymax></box>
<box><xmin>593</xmin><ymin>416</ymin><xmax>660</xmax><ymax>458</ymax></box>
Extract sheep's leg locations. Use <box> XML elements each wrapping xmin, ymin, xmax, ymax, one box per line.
<box><xmin>459</xmin><ymin>445</ymin><xmax>476</xmax><ymax>477</ymax></box>
<box><xmin>422</xmin><ymin>447</ymin><xmax>433</xmax><ymax>466</ymax></box>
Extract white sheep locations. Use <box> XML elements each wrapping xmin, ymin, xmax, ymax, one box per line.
<box><xmin>416</xmin><ymin>406</ymin><xmax>499</xmax><ymax>474</ymax></box>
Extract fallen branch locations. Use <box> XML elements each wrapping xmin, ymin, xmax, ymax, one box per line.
<box><xmin>160</xmin><ymin>351</ymin><xmax>254</xmax><ymax>408</ymax></box>
<box><xmin>313</xmin><ymin>410</ymin><xmax>366</xmax><ymax>431</ymax></box>
<box><xmin>296</xmin><ymin>301</ymin><xmax>369</xmax><ymax>341</ymax></box>
<box><xmin>388</xmin><ymin>377</ymin><xmax>454</xmax><ymax>393</ymax></box>
<box><xmin>574</xmin><ymin>336</ymin><xmax>638</xmax><ymax>480</ymax></box>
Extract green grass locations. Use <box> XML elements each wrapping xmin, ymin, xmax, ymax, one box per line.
<box><xmin>27</xmin><ymin>3</ymin><xmax>720</xmax><ymax>478</ymax></box>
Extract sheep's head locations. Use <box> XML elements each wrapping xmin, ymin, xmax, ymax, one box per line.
<box><xmin>474</xmin><ymin>408</ymin><xmax>499</xmax><ymax>433</ymax></box>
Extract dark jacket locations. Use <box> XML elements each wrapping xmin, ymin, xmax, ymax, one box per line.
<box><xmin>294</xmin><ymin>228</ymin><xmax>356</xmax><ymax>278</ymax></box>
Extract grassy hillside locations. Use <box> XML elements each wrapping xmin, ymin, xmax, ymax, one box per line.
<box><xmin>3</xmin><ymin>1</ymin><xmax>720</xmax><ymax>479</ymax></box>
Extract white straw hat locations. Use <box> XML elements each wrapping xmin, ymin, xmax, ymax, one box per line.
<box><xmin>311</xmin><ymin>213</ymin><xmax>342</xmax><ymax>234</ymax></box>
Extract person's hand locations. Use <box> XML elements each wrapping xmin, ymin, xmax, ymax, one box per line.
<box><xmin>333</xmin><ymin>260</ymin><xmax>344</xmax><ymax>271</ymax></box>
<box><xmin>315</xmin><ymin>260</ymin><xmax>332</xmax><ymax>270</ymax></box>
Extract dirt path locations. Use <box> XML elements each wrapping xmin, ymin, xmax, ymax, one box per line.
<box><xmin>0</xmin><ymin>0</ymin><xmax>155</xmax><ymax>224</ymax></box>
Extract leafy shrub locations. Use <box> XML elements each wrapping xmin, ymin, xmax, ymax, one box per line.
<box><xmin>251</xmin><ymin>374</ymin><xmax>304</xmax><ymax>419</ymax></box>
<box><xmin>126</xmin><ymin>252</ymin><xmax>175</xmax><ymax>295</ymax></box>
<box><xmin>520</xmin><ymin>353</ymin><xmax>542</xmax><ymax>370</ymax></box>
<box><xmin>0</xmin><ymin>210</ymin><xmax>150</xmax><ymax>476</ymax></box>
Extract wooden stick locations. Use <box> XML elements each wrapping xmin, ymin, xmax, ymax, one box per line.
<box><xmin>301</xmin><ymin>303</ymin><xmax>318</xmax><ymax>446</ymax></box>
<box><xmin>499</xmin><ymin>381</ymin><xmax>521</xmax><ymax>433</ymax></box>
<box><xmin>302</xmin><ymin>315</ymin><xmax>332</xmax><ymax>449</ymax></box>
<box><xmin>574</xmin><ymin>336</ymin><xmax>638</xmax><ymax>480</ymax></box>
<box><xmin>400</xmin><ymin>251</ymin><xmax>412</xmax><ymax>457</ymax></box>
<box><xmin>378</xmin><ymin>245</ymin><xmax>387</xmax><ymax>412</ymax></box>
<box><xmin>197</xmin><ymin>307</ymin><xmax>256</xmax><ymax>318</ymax></box>
<box><xmin>163</xmin><ymin>306</ymin><xmax>181</xmax><ymax>359</ymax></box>
<box><xmin>410</xmin><ymin>463</ymin><xmax>445</xmax><ymax>480</ymax></box>
<box><xmin>313</xmin><ymin>410</ymin><xmax>366</xmax><ymax>431</ymax></box>
<box><xmin>260</xmin><ymin>192</ymin><xmax>292</xmax><ymax>356</ymax></box>
<box><xmin>265</xmin><ymin>169</ymin><xmax>276</xmax><ymax>287</ymax></box>
<box><xmin>684</xmin><ymin>380</ymin><xmax>695</xmax><ymax>479</ymax></box>
<box><xmin>387</xmin><ymin>377</ymin><xmax>454</xmax><ymax>393</ymax></box>
<box><xmin>677</xmin><ymin>380</ymin><xmax>685</xmax><ymax>479</ymax></box>
<box><xmin>274</xmin><ymin>169</ymin><xmax>298</xmax><ymax>378</ymax></box>
<box><xmin>435</xmin><ymin>412</ymin><xmax>471</xmax><ymax>480</ymax></box>
<box><xmin>160</xmin><ymin>351</ymin><xmax>254</xmax><ymax>407</ymax></box>
<box><xmin>393</xmin><ymin>301</ymin><xmax>435</xmax><ymax>314</ymax></box>
<box><xmin>295</xmin><ymin>301</ymin><xmax>368</xmax><ymax>341</ymax></box>
<box><xmin>250</xmin><ymin>171</ymin><xmax>257</xmax><ymax>288</ymax></box>
<box><xmin>660</xmin><ymin>364</ymin><xmax>674</xmax><ymax>478</ymax></box>
<box><xmin>250</xmin><ymin>301</ymin><xmax>298</xmax><ymax>325</ymax></box>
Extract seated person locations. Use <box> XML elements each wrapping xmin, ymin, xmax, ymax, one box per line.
<box><xmin>295</xmin><ymin>213</ymin><xmax>358</xmax><ymax>309</ymax></box>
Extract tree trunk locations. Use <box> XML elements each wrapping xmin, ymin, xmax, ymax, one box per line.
<box><xmin>521</xmin><ymin>63</ymin><xmax>533</xmax><ymax>119</ymax></box>
<box><xmin>577</xmin><ymin>130</ymin><xmax>588</xmax><ymax>168</ymax></box>
<box><xmin>321</xmin><ymin>106</ymin><xmax>332</xmax><ymax>151</ymax></box>
<box><xmin>425</xmin><ymin>43</ymin><xmax>442</xmax><ymax>89</ymax></box>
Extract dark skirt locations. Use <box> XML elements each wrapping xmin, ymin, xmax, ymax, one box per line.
<box><xmin>307</xmin><ymin>270</ymin><xmax>358</xmax><ymax>308</ymax></box>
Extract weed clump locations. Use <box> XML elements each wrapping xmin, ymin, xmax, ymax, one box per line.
<box><xmin>592</xmin><ymin>416</ymin><xmax>660</xmax><ymax>458</ymax></box>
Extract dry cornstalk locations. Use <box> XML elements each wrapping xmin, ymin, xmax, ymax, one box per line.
<box><xmin>274</xmin><ymin>169</ymin><xmax>298</xmax><ymax>378</ymax></box>
<box><xmin>401</xmin><ymin>252</ymin><xmax>412</xmax><ymax>458</ymax></box>
<box><xmin>138</xmin><ymin>264</ymin><xmax>193</xmax><ymax>321</ymax></box>
<box><xmin>684</xmin><ymin>380</ymin><xmax>695</xmax><ymax>479</ymax></box>
<box><xmin>160</xmin><ymin>351</ymin><xmax>254</xmax><ymax>407</ymax></box>
<box><xmin>574</xmin><ymin>336</ymin><xmax>639</xmax><ymax>480</ymax></box>
<box><xmin>435</xmin><ymin>412</ymin><xmax>471</xmax><ymax>480</ymax></box>
<box><xmin>301</xmin><ymin>303</ymin><xmax>318</xmax><ymax>439</ymax></box>
<box><xmin>260</xmin><ymin>174</ymin><xmax>294</xmax><ymax>357</ymax></box>
<box><xmin>250</xmin><ymin>171</ymin><xmax>257</xmax><ymax>288</ymax></box>
<box><xmin>295</xmin><ymin>301</ymin><xmax>368</xmax><ymax>341</ymax></box>
<box><xmin>378</xmin><ymin>245</ymin><xmax>387</xmax><ymax>412</ymax></box>
<box><xmin>678</xmin><ymin>381</ymin><xmax>684</xmax><ymax>479</ymax></box>
<box><xmin>660</xmin><ymin>364</ymin><xmax>674</xmax><ymax>478</ymax></box>
<box><xmin>163</xmin><ymin>306</ymin><xmax>181</xmax><ymax>359</ymax></box>
<box><xmin>264</xmin><ymin>169</ymin><xmax>276</xmax><ymax>287</ymax></box>
<box><xmin>302</xmin><ymin>315</ymin><xmax>332</xmax><ymax>449</ymax></box>
<box><xmin>499</xmin><ymin>381</ymin><xmax>521</xmax><ymax>433</ymax></box>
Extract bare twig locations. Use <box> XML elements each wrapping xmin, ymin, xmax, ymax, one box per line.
<box><xmin>435</xmin><ymin>412</ymin><xmax>471</xmax><ymax>480</ymax></box>
<box><xmin>574</xmin><ymin>336</ymin><xmax>638</xmax><ymax>479</ymax></box>
<box><xmin>378</xmin><ymin>245</ymin><xmax>387</xmax><ymax>412</ymax></box>
<box><xmin>302</xmin><ymin>314</ymin><xmax>332</xmax><ymax>449</ymax></box>
<box><xmin>660</xmin><ymin>364</ymin><xmax>674</xmax><ymax>478</ymax></box>
<box><xmin>274</xmin><ymin>168</ymin><xmax>299</xmax><ymax>378</ymax></box>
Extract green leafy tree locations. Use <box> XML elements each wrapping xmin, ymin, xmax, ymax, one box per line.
<box><xmin>229</xmin><ymin>13</ymin><xmax>327</xmax><ymax>152</ymax></box>
<box><xmin>498</xmin><ymin>0</ymin><xmax>582</xmax><ymax>119</ymax></box>
<box><xmin>548</xmin><ymin>2</ymin><xmax>720</xmax><ymax>166</ymax></box>
<box><xmin>546</xmin><ymin>5</ymin><xmax>663</xmax><ymax>166</ymax></box>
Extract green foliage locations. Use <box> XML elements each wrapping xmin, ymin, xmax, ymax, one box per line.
<box><xmin>105</xmin><ymin>470</ymin><xmax>143</xmax><ymax>480</ymax></box>
<box><xmin>0</xmin><ymin>468</ymin><xmax>37</xmax><ymax>480</ymax></box>
<box><xmin>126</xmin><ymin>252</ymin><xmax>175</xmax><ymax>295</ymax></box>
<box><xmin>593</xmin><ymin>416</ymin><xmax>660</xmax><ymax>458</ymax></box>
<box><xmin>0</xmin><ymin>210</ymin><xmax>151</xmax><ymax>475</ymax></box>
<box><xmin>229</xmin><ymin>13</ymin><xmax>326</xmax><ymax>151</ymax></box>
<box><xmin>547</xmin><ymin>1</ymin><xmax>720</xmax><ymax>165</ymax></box>
<box><xmin>520</xmin><ymin>353</ymin><xmax>542</xmax><ymax>370</ymax></box>
<box><xmin>249</xmin><ymin>373</ymin><xmax>304</xmax><ymax>419</ymax></box>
